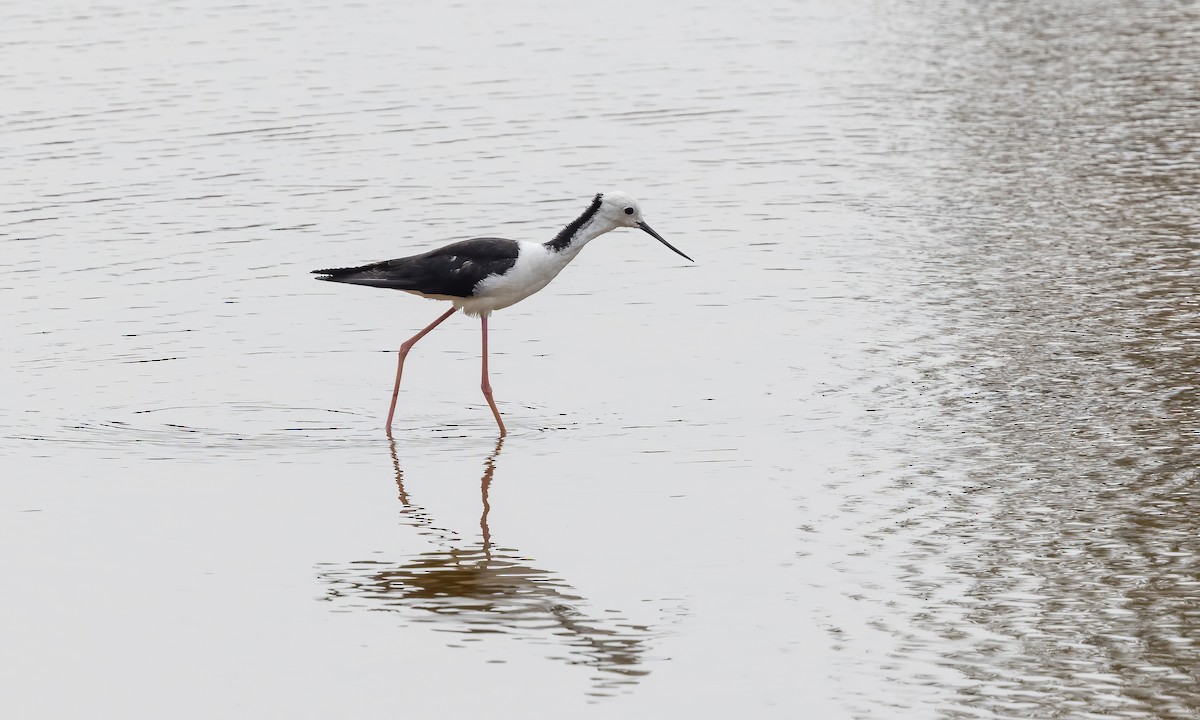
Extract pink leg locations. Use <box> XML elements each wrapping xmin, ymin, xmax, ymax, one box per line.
<box><xmin>386</xmin><ymin>306</ymin><xmax>457</xmax><ymax>431</ymax></box>
<box><xmin>480</xmin><ymin>314</ymin><xmax>507</xmax><ymax>436</ymax></box>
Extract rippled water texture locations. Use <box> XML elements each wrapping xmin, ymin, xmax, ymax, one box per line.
<box><xmin>3</xmin><ymin>1</ymin><xmax>1198</xmax><ymax>718</ymax></box>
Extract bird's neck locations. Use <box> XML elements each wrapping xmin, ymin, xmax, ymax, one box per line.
<box><xmin>543</xmin><ymin>199</ymin><xmax>616</xmax><ymax>257</ymax></box>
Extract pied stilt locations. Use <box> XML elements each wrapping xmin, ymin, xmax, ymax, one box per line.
<box><xmin>313</xmin><ymin>191</ymin><xmax>693</xmax><ymax>435</ymax></box>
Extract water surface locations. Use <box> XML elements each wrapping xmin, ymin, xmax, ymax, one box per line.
<box><xmin>3</xmin><ymin>1</ymin><xmax>1198</xmax><ymax>718</ymax></box>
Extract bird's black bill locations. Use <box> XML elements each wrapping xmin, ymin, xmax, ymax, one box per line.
<box><xmin>637</xmin><ymin>221</ymin><xmax>693</xmax><ymax>263</ymax></box>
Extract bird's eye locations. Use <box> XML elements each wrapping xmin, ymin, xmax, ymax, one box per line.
<box><xmin>624</xmin><ymin>207</ymin><xmax>634</xmax><ymax>215</ymax></box>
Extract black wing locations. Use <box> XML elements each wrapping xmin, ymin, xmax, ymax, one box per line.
<box><xmin>313</xmin><ymin>237</ymin><xmax>520</xmax><ymax>298</ymax></box>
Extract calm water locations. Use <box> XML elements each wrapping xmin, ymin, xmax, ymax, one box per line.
<box><xmin>3</xmin><ymin>1</ymin><xmax>1198</xmax><ymax>718</ymax></box>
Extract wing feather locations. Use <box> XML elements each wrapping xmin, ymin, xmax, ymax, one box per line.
<box><xmin>313</xmin><ymin>238</ymin><xmax>520</xmax><ymax>297</ymax></box>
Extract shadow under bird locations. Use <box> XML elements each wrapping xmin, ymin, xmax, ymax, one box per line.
<box><xmin>313</xmin><ymin>191</ymin><xmax>693</xmax><ymax>435</ymax></box>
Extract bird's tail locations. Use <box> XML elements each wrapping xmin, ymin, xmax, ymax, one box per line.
<box><xmin>312</xmin><ymin>263</ymin><xmax>374</xmax><ymax>279</ymax></box>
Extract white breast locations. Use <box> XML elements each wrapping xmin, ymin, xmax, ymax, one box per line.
<box><xmin>455</xmin><ymin>242</ymin><xmax>572</xmax><ymax>316</ymax></box>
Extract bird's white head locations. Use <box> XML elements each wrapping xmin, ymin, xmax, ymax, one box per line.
<box><xmin>596</xmin><ymin>190</ymin><xmax>645</xmax><ymax>228</ymax></box>
<box><xmin>594</xmin><ymin>190</ymin><xmax>694</xmax><ymax>262</ymax></box>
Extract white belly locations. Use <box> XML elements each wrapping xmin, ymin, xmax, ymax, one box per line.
<box><xmin>453</xmin><ymin>242</ymin><xmax>572</xmax><ymax>316</ymax></box>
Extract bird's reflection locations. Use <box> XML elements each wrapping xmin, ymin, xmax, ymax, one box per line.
<box><xmin>317</xmin><ymin>436</ymin><xmax>654</xmax><ymax>696</ymax></box>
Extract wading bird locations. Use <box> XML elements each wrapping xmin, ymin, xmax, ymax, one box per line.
<box><xmin>313</xmin><ymin>191</ymin><xmax>692</xmax><ymax>435</ymax></box>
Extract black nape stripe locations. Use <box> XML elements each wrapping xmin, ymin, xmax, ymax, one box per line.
<box><xmin>544</xmin><ymin>193</ymin><xmax>603</xmax><ymax>252</ymax></box>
